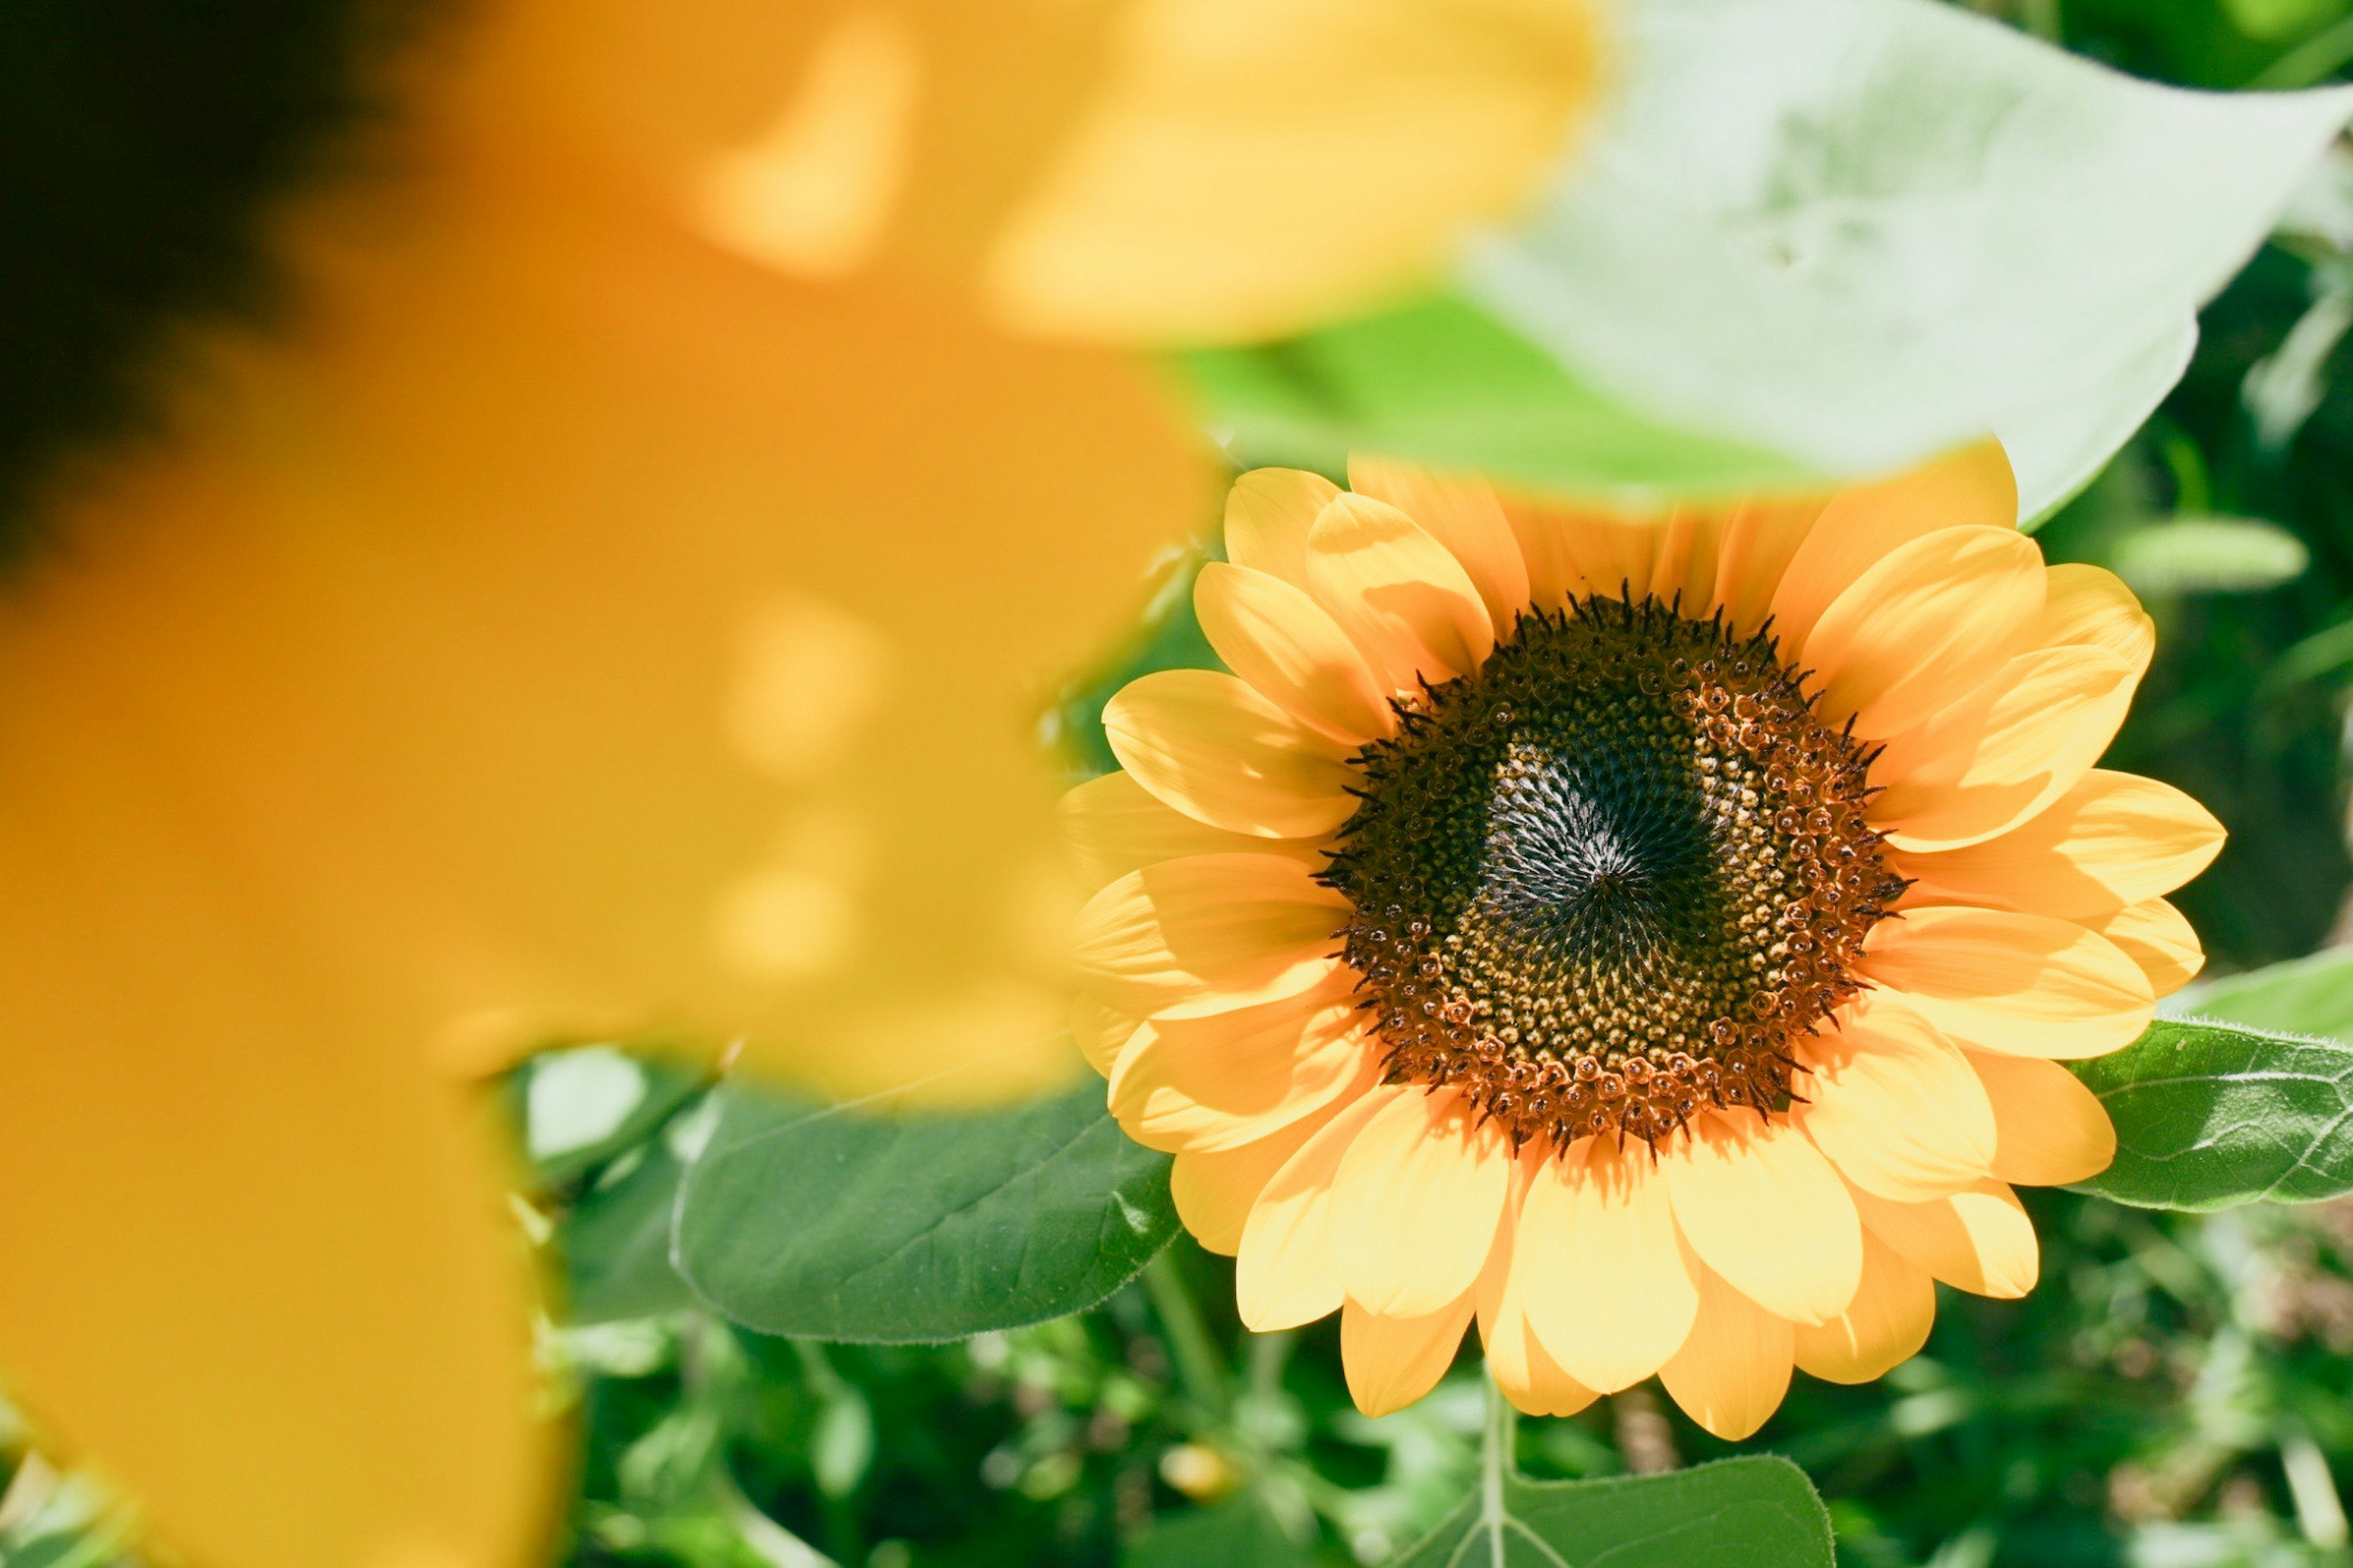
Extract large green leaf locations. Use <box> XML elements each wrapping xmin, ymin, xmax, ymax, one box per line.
<box><xmin>561</xmin><ymin>1140</ymin><xmax>700</xmax><ymax>1325</ymax></box>
<box><xmin>672</xmin><ymin>1078</ymin><xmax>1178</xmax><ymax>1341</ymax></box>
<box><xmin>1189</xmin><ymin>0</ymin><xmax>2353</xmax><ymax>518</ymax></box>
<box><xmin>2171</xmin><ymin>949</ymin><xmax>2353</xmax><ymax>1040</ymax></box>
<box><xmin>1395</xmin><ymin>1455</ymin><xmax>1833</xmax><ymax>1568</ymax></box>
<box><xmin>2069</xmin><ymin>1018</ymin><xmax>2353</xmax><ymax>1211</ymax></box>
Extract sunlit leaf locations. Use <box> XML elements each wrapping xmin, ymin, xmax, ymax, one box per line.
<box><xmin>2172</xmin><ymin>950</ymin><xmax>2353</xmax><ymax>1041</ymax></box>
<box><xmin>673</xmin><ymin>1079</ymin><xmax>1178</xmax><ymax>1340</ymax></box>
<box><xmin>1396</xmin><ymin>1455</ymin><xmax>1833</xmax><ymax>1567</ymax></box>
<box><xmin>2069</xmin><ymin>1018</ymin><xmax>2353</xmax><ymax>1210</ymax></box>
<box><xmin>2110</xmin><ymin>516</ymin><xmax>2311</xmax><ymax>594</ymax></box>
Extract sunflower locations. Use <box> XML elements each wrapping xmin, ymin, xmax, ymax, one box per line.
<box><xmin>1064</xmin><ymin>443</ymin><xmax>2225</xmax><ymax>1434</ymax></box>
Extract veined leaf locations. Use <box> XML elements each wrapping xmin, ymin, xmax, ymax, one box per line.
<box><xmin>1395</xmin><ymin>1455</ymin><xmax>1833</xmax><ymax>1568</ymax></box>
<box><xmin>672</xmin><ymin>1078</ymin><xmax>1177</xmax><ymax>1341</ymax></box>
<box><xmin>2069</xmin><ymin>1018</ymin><xmax>2353</xmax><ymax>1211</ymax></box>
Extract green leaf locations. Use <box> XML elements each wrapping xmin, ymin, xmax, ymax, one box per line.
<box><xmin>561</xmin><ymin>1140</ymin><xmax>700</xmax><ymax>1325</ymax></box>
<box><xmin>1180</xmin><ymin>295</ymin><xmax>1817</xmax><ymax>499</ymax></box>
<box><xmin>2172</xmin><ymin>949</ymin><xmax>2353</xmax><ymax>1042</ymax></box>
<box><xmin>672</xmin><ymin>1078</ymin><xmax>1178</xmax><ymax>1341</ymax></box>
<box><xmin>1124</xmin><ymin>1494</ymin><xmax>1316</xmax><ymax>1568</ymax></box>
<box><xmin>1395</xmin><ymin>1455</ymin><xmax>1833</xmax><ymax>1568</ymax></box>
<box><xmin>1243</xmin><ymin>0</ymin><xmax>2345</xmax><ymax>519</ymax></box>
<box><xmin>2110</xmin><ymin>515</ymin><xmax>2311</xmax><ymax>594</ymax></box>
<box><xmin>2069</xmin><ymin>1018</ymin><xmax>2353</xmax><ymax>1210</ymax></box>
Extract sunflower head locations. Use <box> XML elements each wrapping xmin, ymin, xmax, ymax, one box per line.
<box><xmin>1065</xmin><ymin>446</ymin><xmax>2229</xmax><ymax>1435</ymax></box>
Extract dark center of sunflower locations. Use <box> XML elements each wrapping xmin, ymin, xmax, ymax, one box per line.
<box><xmin>1322</xmin><ymin>596</ymin><xmax>1907</xmax><ymax>1151</ymax></box>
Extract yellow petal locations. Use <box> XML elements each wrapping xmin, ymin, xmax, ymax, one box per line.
<box><xmin>1661</xmin><ymin>1111</ymin><xmax>1862</xmax><ymax>1327</ymax></box>
<box><xmin>985</xmin><ymin>0</ymin><xmax>1602</xmax><ymax>342</ymax></box>
<box><xmin>1870</xmin><ymin>645</ymin><xmax>2135</xmax><ymax>852</ymax></box>
<box><xmin>1058</xmin><ymin>769</ymin><xmax>1324</xmax><ymax>890</ymax></box>
<box><xmin>1108</xmin><ymin>971</ymin><xmax>1374</xmax><ymax>1151</ymax></box>
<box><xmin>1331</xmin><ymin>1086</ymin><xmax>1514</xmax><ymax>1317</ymax></box>
<box><xmin>1347</xmin><ymin>455</ymin><xmax>1532</xmax><ymax>631</ymax></box>
<box><xmin>1706</xmin><ymin>498</ymin><xmax>1833</xmax><ymax>637</ymax></box>
<box><xmin>1171</xmin><ymin>1097</ymin><xmax>1346</xmax><ymax>1254</ymax></box>
<box><xmin>0</xmin><ymin>963</ymin><xmax>547</xmax><ymax>1568</ymax></box>
<box><xmin>1658</xmin><ymin>1262</ymin><xmax>1796</xmax><ymax>1442</ymax></box>
<box><xmin>1194</xmin><ymin>562</ymin><xmax>1397</xmax><ymax>744</ymax></box>
<box><xmin>1518</xmin><ymin>1136</ymin><xmax>1700</xmax><ymax>1392</ymax></box>
<box><xmin>1306</xmin><ymin>494</ymin><xmax>1497</xmax><ymax>686</ymax></box>
<box><xmin>1341</xmin><ymin>1293</ymin><xmax>1478</xmax><ymax>1419</ymax></box>
<box><xmin>1071</xmin><ymin>993</ymin><xmax>1143</xmax><ymax>1078</ymax></box>
<box><xmin>1889</xmin><ymin>770</ymin><xmax>2226</xmax><ymax>920</ymax></box>
<box><xmin>1965</xmin><ymin>1049</ymin><xmax>2117</xmax><ymax>1188</ymax></box>
<box><xmin>1791</xmin><ymin>1229</ymin><xmax>1936</xmax><ymax>1385</ymax></box>
<box><xmin>1474</xmin><ymin>1170</ymin><xmax>1598</xmax><ymax>1418</ymax></box>
<box><xmin>1767</xmin><ymin>441</ymin><xmax>2019</xmax><ymax>649</ymax></box>
<box><xmin>1104</xmin><ymin>668</ymin><xmax>1360</xmax><ymax>838</ymax></box>
<box><xmin>1224</xmin><ymin>467</ymin><xmax>1342</xmax><ymax>589</ymax></box>
<box><xmin>1070</xmin><ymin>852</ymin><xmax>1347</xmax><ymax>1018</ymax></box>
<box><xmin>2090</xmin><ymin>896</ymin><xmax>2206</xmax><ymax>998</ymax></box>
<box><xmin>1851</xmin><ymin>1178</ymin><xmax>2039</xmax><ymax>1298</ymax></box>
<box><xmin>2037</xmin><ymin>562</ymin><xmax>2154</xmax><ymax>677</ymax></box>
<box><xmin>1235</xmin><ymin>1086</ymin><xmax>1394</xmax><ymax>1329</ymax></box>
<box><xmin>1545</xmin><ymin>505</ymin><xmax>1663</xmax><ymax>605</ymax></box>
<box><xmin>1860</xmin><ymin>907</ymin><xmax>2154</xmax><ymax>1059</ymax></box>
<box><xmin>1793</xmin><ymin>991</ymin><xmax>1996</xmax><ymax>1202</ymax></box>
<box><xmin>1800</xmin><ymin>526</ymin><xmax>2046</xmax><ymax>740</ymax></box>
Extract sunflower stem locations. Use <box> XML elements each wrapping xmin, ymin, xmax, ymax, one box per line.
<box><xmin>1481</xmin><ymin>1365</ymin><xmax>1515</xmax><ymax>1561</ymax></box>
<box><xmin>1143</xmin><ymin>1247</ymin><xmax>1232</xmax><ymax>1424</ymax></box>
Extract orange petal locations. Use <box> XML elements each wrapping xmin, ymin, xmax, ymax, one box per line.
<box><xmin>1767</xmin><ymin>441</ymin><xmax>2018</xmax><ymax>649</ymax></box>
<box><xmin>1794</xmin><ymin>991</ymin><xmax>1996</xmax><ymax>1202</ymax></box>
<box><xmin>2090</xmin><ymin>896</ymin><xmax>2205</xmax><ymax>998</ymax></box>
<box><xmin>1070</xmin><ymin>993</ymin><xmax>1142</xmax><ymax>1078</ymax></box>
<box><xmin>1888</xmin><ymin>770</ymin><xmax>2226</xmax><ymax>920</ymax></box>
<box><xmin>1800</xmin><ymin>526</ymin><xmax>2046</xmax><ymax>740</ymax></box>
<box><xmin>1474</xmin><ymin>1170</ymin><xmax>1598</xmax><ymax>1418</ymax></box>
<box><xmin>1194</xmin><ymin>562</ymin><xmax>1397</xmax><ymax>744</ymax></box>
<box><xmin>1103</xmin><ymin>668</ymin><xmax>1359</xmax><ymax>838</ymax></box>
<box><xmin>1058</xmin><ymin>769</ymin><xmax>1324</xmax><ymax>890</ymax></box>
<box><xmin>1661</xmin><ymin>1112</ymin><xmax>1862</xmax><ymax>1326</ymax></box>
<box><xmin>1658</xmin><ymin>1262</ymin><xmax>1796</xmax><ymax>1441</ymax></box>
<box><xmin>1860</xmin><ymin>907</ymin><xmax>2154</xmax><ymax>1059</ymax></box>
<box><xmin>1108</xmin><ymin>972</ymin><xmax>1375</xmax><ymax>1151</ymax></box>
<box><xmin>1518</xmin><ymin>1136</ymin><xmax>1700</xmax><ymax>1392</ymax></box>
<box><xmin>1224</xmin><ymin>468</ymin><xmax>1342</xmax><ymax>589</ymax></box>
<box><xmin>1707</xmin><ymin>497</ymin><xmax>1832</xmax><ymax>637</ymax></box>
<box><xmin>1550</xmin><ymin>507</ymin><xmax>1664</xmax><ymax>605</ymax></box>
<box><xmin>1306</xmin><ymin>494</ymin><xmax>1496</xmax><ymax>686</ymax></box>
<box><xmin>1347</xmin><ymin>455</ymin><xmax>1532</xmax><ymax>631</ymax></box>
<box><xmin>1171</xmin><ymin>1097</ymin><xmax>1348</xmax><ymax>1255</ymax></box>
<box><xmin>1966</xmin><ymin>1050</ymin><xmax>2116</xmax><ymax>1188</ymax></box>
<box><xmin>1870</xmin><ymin>644</ymin><xmax>2135</xmax><ymax>852</ymax></box>
<box><xmin>1235</xmin><ymin>1086</ymin><xmax>1394</xmax><ymax>1329</ymax></box>
<box><xmin>1070</xmin><ymin>852</ymin><xmax>1346</xmax><ymax>1018</ymax></box>
<box><xmin>2037</xmin><ymin>562</ymin><xmax>2154</xmax><ymax>677</ymax></box>
<box><xmin>1791</xmin><ymin>1229</ymin><xmax>1935</xmax><ymax>1385</ymax></box>
<box><xmin>1341</xmin><ymin>1293</ymin><xmax>1477</xmax><ymax>1418</ymax></box>
<box><xmin>1330</xmin><ymin>1086</ymin><xmax>1514</xmax><ymax>1317</ymax></box>
<box><xmin>1851</xmin><ymin>1178</ymin><xmax>2039</xmax><ymax>1298</ymax></box>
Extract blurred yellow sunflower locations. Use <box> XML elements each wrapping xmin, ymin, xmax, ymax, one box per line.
<box><xmin>1064</xmin><ymin>444</ymin><xmax>2225</xmax><ymax>1434</ymax></box>
<box><xmin>0</xmin><ymin>2</ymin><xmax>1602</xmax><ymax>1566</ymax></box>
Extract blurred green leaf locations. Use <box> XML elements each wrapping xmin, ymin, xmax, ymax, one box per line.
<box><xmin>518</xmin><ymin>1047</ymin><xmax>706</xmax><ymax>1191</ymax></box>
<box><xmin>2174</xmin><ymin>949</ymin><xmax>2353</xmax><ymax>1039</ymax></box>
<box><xmin>2070</xmin><ymin>1018</ymin><xmax>2353</xmax><ymax>1209</ymax></box>
<box><xmin>1394</xmin><ymin>1455</ymin><xmax>1833</xmax><ymax>1568</ymax></box>
<box><xmin>1123</xmin><ymin>1493</ymin><xmax>1314</xmax><ymax>1568</ymax></box>
<box><xmin>2110</xmin><ymin>515</ymin><xmax>2311</xmax><ymax>593</ymax></box>
<box><xmin>672</xmin><ymin>1079</ymin><xmax>1178</xmax><ymax>1341</ymax></box>
<box><xmin>1459</xmin><ymin>0</ymin><xmax>2353</xmax><ymax>518</ymax></box>
<box><xmin>1180</xmin><ymin>295</ymin><xmax>1816</xmax><ymax>499</ymax></box>
<box><xmin>563</xmin><ymin>1140</ymin><xmax>699</xmax><ymax>1325</ymax></box>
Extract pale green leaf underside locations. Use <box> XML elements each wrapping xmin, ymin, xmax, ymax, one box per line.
<box><xmin>2069</xmin><ymin>1018</ymin><xmax>2353</xmax><ymax>1211</ymax></box>
<box><xmin>1395</xmin><ymin>1456</ymin><xmax>1833</xmax><ymax>1568</ymax></box>
<box><xmin>2169</xmin><ymin>948</ymin><xmax>2353</xmax><ymax>1040</ymax></box>
<box><xmin>672</xmin><ymin>1078</ymin><xmax>1178</xmax><ymax>1342</ymax></box>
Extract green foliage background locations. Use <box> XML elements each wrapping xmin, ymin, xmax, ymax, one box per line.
<box><xmin>18</xmin><ymin>2</ymin><xmax>2353</xmax><ymax>1566</ymax></box>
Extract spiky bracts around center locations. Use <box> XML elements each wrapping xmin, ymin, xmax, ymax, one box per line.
<box><xmin>1322</xmin><ymin>596</ymin><xmax>1908</xmax><ymax>1151</ymax></box>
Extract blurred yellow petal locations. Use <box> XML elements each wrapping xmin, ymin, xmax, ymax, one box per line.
<box><xmin>985</xmin><ymin>0</ymin><xmax>1603</xmax><ymax>341</ymax></box>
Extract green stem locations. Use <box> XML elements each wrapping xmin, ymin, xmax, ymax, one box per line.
<box><xmin>1143</xmin><ymin>1248</ymin><xmax>1233</xmax><ymax>1423</ymax></box>
<box><xmin>1480</xmin><ymin>1370</ymin><xmax>1515</xmax><ymax>1568</ymax></box>
<box><xmin>2253</xmin><ymin>13</ymin><xmax>2353</xmax><ymax>89</ymax></box>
